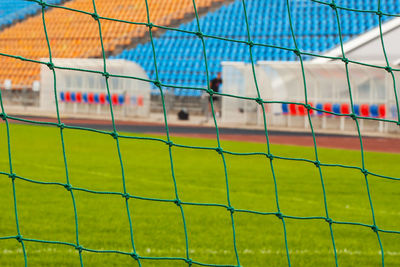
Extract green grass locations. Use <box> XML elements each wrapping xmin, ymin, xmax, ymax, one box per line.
<box><xmin>0</xmin><ymin>123</ymin><xmax>399</xmax><ymax>266</ymax></box>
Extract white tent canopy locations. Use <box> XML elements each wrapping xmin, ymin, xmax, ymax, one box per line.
<box><xmin>221</xmin><ymin>61</ymin><xmax>399</xmax><ymax>133</ymax></box>
<box><xmin>40</xmin><ymin>58</ymin><xmax>151</xmax><ymax>118</ymax></box>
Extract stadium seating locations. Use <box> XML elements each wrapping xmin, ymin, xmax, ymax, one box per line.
<box><xmin>281</xmin><ymin>102</ymin><xmax>388</xmax><ymax>118</ymax></box>
<box><xmin>0</xmin><ymin>0</ymin><xmax>223</xmax><ymax>89</ymax></box>
<box><xmin>341</xmin><ymin>103</ymin><xmax>351</xmax><ymax>114</ymax></box>
<box><xmin>281</xmin><ymin>103</ymin><xmax>289</xmax><ymax>114</ymax></box>
<box><xmin>112</xmin><ymin>0</ymin><xmax>400</xmax><ymax>96</ymax></box>
<box><xmin>289</xmin><ymin>104</ymin><xmax>297</xmax><ymax>115</ymax></box>
<box><xmin>59</xmin><ymin>90</ymin><xmax>144</xmax><ymax>106</ymax></box>
<box><xmin>0</xmin><ymin>0</ymin><xmax>64</xmax><ymax>28</ymax></box>
<box><xmin>2</xmin><ymin>0</ymin><xmax>400</xmax><ymax>95</ymax></box>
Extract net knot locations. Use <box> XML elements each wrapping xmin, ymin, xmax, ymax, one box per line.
<box><xmin>9</xmin><ymin>173</ymin><xmax>16</xmax><ymax>181</ymax></box>
<box><xmin>376</xmin><ymin>11</ymin><xmax>383</xmax><ymax>17</ymax></box>
<box><xmin>147</xmin><ymin>23</ymin><xmax>154</xmax><ymax>29</ymax></box>
<box><xmin>75</xmin><ymin>245</ymin><xmax>83</xmax><ymax>252</ymax></box>
<box><xmin>215</xmin><ymin>147</ymin><xmax>223</xmax><ymax>155</ymax></box>
<box><xmin>266</xmin><ymin>153</ymin><xmax>274</xmax><ymax>160</ymax></box>
<box><xmin>325</xmin><ymin>218</ymin><xmax>333</xmax><ymax>224</ymax></box>
<box><xmin>227</xmin><ymin>206</ymin><xmax>235</xmax><ymax>214</ymax></box>
<box><xmin>305</xmin><ymin>104</ymin><xmax>312</xmax><ymax>110</ymax></box>
<box><xmin>0</xmin><ymin>112</ymin><xmax>6</xmax><ymax>120</ymax></box>
<box><xmin>341</xmin><ymin>57</ymin><xmax>349</xmax><ymax>64</ymax></box>
<box><xmin>206</xmin><ymin>89</ymin><xmax>214</xmax><ymax>96</ymax></box>
<box><xmin>385</xmin><ymin>66</ymin><xmax>392</xmax><ymax>73</ymax></box>
<box><xmin>111</xmin><ymin>132</ymin><xmax>118</xmax><ymax>139</ymax></box>
<box><xmin>275</xmin><ymin>212</ymin><xmax>283</xmax><ymax>219</ymax></box>
<box><xmin>255</xmin><ymin>98</ymin><xmax>263</xmax><ymax>105</ymax></box>
<box><xmin>58</xmin><ymin>123</ymin><xmax>65</xmax><ymax>129</ymax></box>
<box><xmin>329</xmin><ymin>2</ymin><xmax>337</xmax><ymax>9</ymax></box>
<box><xmin>166</xmin><ymin>141</ymin><xmax>173</xmax><ymax>147</ymax></box>
<box><xmin>130</xmin><ymin>252</ymin><xmax>139</xmax><ymax>260</ymax></box>
<box><xmin>314</xmin><ymin>160</ymin><xmax>321</xmax><ymax>168</ymax></box>
<box><xmin>153</xmin><ymin>80</ymin><xmax>161</xmax><ymax>88</ymax></box>
<box><xmin>102</xmin><ymin>72</ymin><xmax>110</xmax><ymax>79</ymax></box>
<box><xmin>195</xmin><ymin>31</ymin><xmax>204</xmax><ymax>39</ymax></box>
<box><xmin>91</xmin><ymin>13</ymin><xmax>99</xmax><ymax>21</ymax></box>
<box><xmin>15</xmin><ymin>235</ymin><xmax>23</xmax><ymax>243</ymax></box>
<box><xmin>371</xmin><ymin>225</ymin><xmax>379</xmax><ymax>233</ymax></box>
<box><xmin>38</xmin><ymin>0</ymin><xmax>46</xmax><ymax>8</ymax></box>
<box><xmin>174</xmin><ymin>199</ymin><xmax>182</xmax><ymax>207</ymax></box>
<box><xmin>293</xmin><ymin>49</ymin><xmax>301</xmax><ymax>57</ymax></box>
<box><xmin>185</xmin><ymin>258</ymin><xmax>193</xmax><ymax>265</ymax></box>
<box><xmin>397</xmin><ymin>121</ymin><xmax>400</xmax><ymax>126</ymax></box>
<box><xmin>350</xmin><ymin>113</ymin><xmax>357</xmax><ymax>120</ymax></box>
<box><xmin>64</xmin><ymin>184</ymin><xmax>72</xmax><ymax>191</ymax></box>
<box><xmin>361</xmin><ymin>168</ymin><xmax>368</xmax><ymax>175</ymax></box>
<box><xmin>247</xmin><ymin>40</ymin><xmax>254</xmax><ymax>47</ymax></box>
<box><xmin>122</xmin><ymin>193</ymin><xmax>130</xmax><ymax>200</ymax></box>
<box><xmin>46</xmin><ymin>62</ymin><xmax>54</xmax><ymax>70</ymax></box>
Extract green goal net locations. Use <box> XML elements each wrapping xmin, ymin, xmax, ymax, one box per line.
<box><xmin>0</xmin><ymin>0</ymin><xmax>400</xmax><ymax>266</ymax></box>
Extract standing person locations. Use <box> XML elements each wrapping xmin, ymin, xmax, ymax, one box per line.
<box><xmin>208</xmin><ymin>72</ymin><xmax>222</xmax><ymax>118</ymax></box>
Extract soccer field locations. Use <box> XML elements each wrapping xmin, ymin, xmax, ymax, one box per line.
<box><xmin>0</xmin><ymin>123</ymin><xmax>399</xmax><ymax>266</ymax></box>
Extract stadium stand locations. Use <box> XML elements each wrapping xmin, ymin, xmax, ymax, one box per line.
<box><xmin>1</xmin><ymin>0</ymin><xmax>400</xmax><ymax>95</ymax></box>
<box><xmin>112</xmin><ymin>0</ymin><xmax>400</xmax><ymax>96</ymax></box>
<box><xmin>0</xmin><ymin>0</ymin><xmax>226</xmax><ymax>89</ymax></box>
<box><xmin>0</xmin><ymin>0</ymin><xmax>64</xmax><ymax>29</ymax></box>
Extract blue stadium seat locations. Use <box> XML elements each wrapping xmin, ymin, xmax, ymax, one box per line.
<box><xmin>282</xmin><ymin>103</ymin><xmax>289</xmax><ymax>114</ymax></box>
<box><xmin>59</xmin><ymin>92</ymin><xmax>65</xmax><ymax>102</ymax></box>
<box><xmin>354</xmin><ymin>104</ymin><xmax>360</xmax><ymax>116</ymax></box>
<box><xmin>0</xmin><ymin>0</ymin><xmax>63</xmax><ymax>28</ymax></box>
<box><xmin>316</xmin><ymin>103</ymin><xmax>324</xmax><ymax>115</ymax></box>
<box><xmin>370</xmin><ymin>104</ymin><xmax>379</xmax><ymax>117</ymax></box>
<box><xmin>332</xmin><ymin>103</ymin><xmax>341</xmax><ymax>114</ymax></box>
<box><xmin>111</xmin><ymin>0</ymin><xmax>400</xmax><ymax>96</ymax></box>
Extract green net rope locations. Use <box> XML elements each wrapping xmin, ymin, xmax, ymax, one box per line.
<box><xmin>0</xmin><ymin>0</ymin><xmax>399</xmax><ymax>266</ymax></box>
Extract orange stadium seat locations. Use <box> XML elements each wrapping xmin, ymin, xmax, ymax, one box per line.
<box><xmin>0</xmin><ymin>0</ymin><xmax>223</xmax><ymax>89</ymax></box>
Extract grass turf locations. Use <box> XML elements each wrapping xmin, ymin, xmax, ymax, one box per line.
<box><xmin>0</xmin><ymin>123</ymin><xmax>399</xmax><ymax>266</ymax></box>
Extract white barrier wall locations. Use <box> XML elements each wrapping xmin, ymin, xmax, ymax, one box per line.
<box><xmin>222</xmin><ymin>61</ymin><xmax>400</xmax><ymax>133</ymax></box>
<box><xmin>40</xmin><ymin>59</ymin><xmax>151</xmax><ymax>118</ymax></box>
<box><xmin>221</xmin><ymin>62</ymin><xmax>258</xmax><ymax>124</ymax></box>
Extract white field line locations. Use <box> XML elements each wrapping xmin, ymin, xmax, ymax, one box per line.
<box><xmin>2</xmin><ymin>247</ymin><xmax>400</xmax><ymax>256</ymax></box>
<box><xmin>2</xmin><ymin>158</ymin><xmax>399</xmax><ymax>216</ymax></box>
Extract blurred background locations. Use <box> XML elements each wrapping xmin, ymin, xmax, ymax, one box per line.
<box><xmin>0</xmin><ymin>0</ymin><xmax>399</xmax><ymax>135</ymax></box>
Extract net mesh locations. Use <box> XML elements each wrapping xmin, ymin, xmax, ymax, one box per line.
<box><xmin>0</xmin><ymin>0</ymin><xmax>399</xmax><ymax>266</ymax></box>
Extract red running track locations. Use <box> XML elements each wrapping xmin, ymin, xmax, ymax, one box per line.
<box><xmin>6</xmin><ymin>115</ymin><xmax>400</xmax><ymax>153</ymax></box>
<box><xmin>166</xmin><ymin>133</ymin><xmax>400</xmax><ymax>154</ymax></box>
